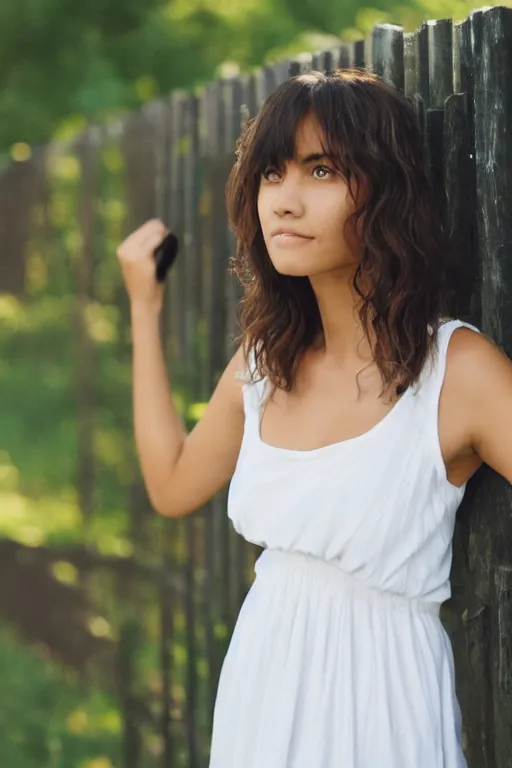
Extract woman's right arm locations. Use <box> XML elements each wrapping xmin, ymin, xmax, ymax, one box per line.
<box><xmin>118</xmin><ymin>219</ymin><xmax>246</xmax><ymax>518</ymax></box>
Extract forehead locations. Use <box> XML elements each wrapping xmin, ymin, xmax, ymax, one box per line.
<box><xmin>255</xmin><ymin>111</ymin><xmax>329</xmax><ymax>172</ymax></box>
<box><xmin>293</xmin><ymin>115</ymin><xmax>326</xmax><ymax>156</ymax></box>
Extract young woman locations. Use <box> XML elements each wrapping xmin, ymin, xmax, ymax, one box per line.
<box><xmin>117</xmin><ymin>69</ymin><xmax>512</xmax><ymax>767</ymax></box>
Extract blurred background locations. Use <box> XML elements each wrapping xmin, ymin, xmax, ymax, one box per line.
<box><xmin>0</xmin><ymin>0</ymin><xmax>509</xmax><ymax>767</ymax></box>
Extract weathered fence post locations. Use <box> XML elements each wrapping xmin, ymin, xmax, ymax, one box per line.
<box><xmin>471</xmin><ymin>7</ymin><xmax>512</xmax><ymax>766</ymax></box>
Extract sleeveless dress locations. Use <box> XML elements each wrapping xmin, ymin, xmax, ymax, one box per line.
<box><xmin>208</xmin><ymin>318</ymin><xmax>481</xmax><ymax>768</ymax></box>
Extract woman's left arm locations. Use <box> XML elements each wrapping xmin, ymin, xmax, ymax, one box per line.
<box><xmin>458</xmin><ymin>327</ymin><xmax>512</xmax><ymax>484</ymax></box>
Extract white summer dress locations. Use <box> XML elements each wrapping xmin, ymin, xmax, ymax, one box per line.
<box><xmin>208</xmin><ymin>318</ymin><xmax>481</xmax><ymax>768</ymax></box>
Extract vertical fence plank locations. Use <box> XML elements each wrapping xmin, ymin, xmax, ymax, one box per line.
<box><xmin>195</xmin><ymin>85</ymin><xmax>218</xmax><ymax>740</ymax></box>
<box><xmin>222</xmin><ymin>76</ymin><xmax>251</xmax><ymax>626</ymax></box>
<box><xmin>443</xmin><ymin>93</ymin><xmax>478</xmax><ymax>321</ymax></box>
<box><xmin>203</xmin><ymin>80</ymin><xmax>234</xmax><ymax>745</ymax></box>
<box><xmin>428</xmin><ymin>19</ymin><xmax>453</xmax><ymax>108</ymax></box>
<box><xmin>372</xmin><ymin>24</ymin><xmax>404</xmax><ymax>91</ymax></box>
<box><xmin>288</xmin><ymin>53</ymin><xmax>313</xmax><ymax>77</ymax></box>
<box><xmin>455</xmin><ymin>17</ymin><xmax>482</xmax><ymax>325</ymax></box>
<box><xmin>416</xmin><ymin>22</ymin><xmax>431</xmax><ymax>108</ymax></box>
<box><xmin>245</xmin><ymin>73</ymin><xmax>259</xmax><ymax>119</ymax></box>
<box><xmin>120</xmin><ymin>110</ymin><xmax>162</xmax><ymax>768</ymax></box>
<box><xmin>181</xmin><ymin>93</ymin><xmax>202</xmax><ymax>768</ymax></box>
<box><xmin>471</xmin><ymin>10</ymin><xmax>512</xmax><ymax>764</ymax></box>
<box><xmin>404</xmin><ymin>32</ymin><xmax>419</xmax><ymax>98</ymax></box>
<box><xmin>262</xmin><ymin>66</ymin><xmax>278</xmax><ymax>99</ymax></box>
<box><xmin>339</xmin><ymin>43</ymin><xmax>354</xmax><ymax>69</ymax></box>
<box><xmin>422</xmin><ymin>22</ymin><xmax>454</xmax><ymax>233</ymax></box>
<box><xmin>443</xmin><ymin>84</ymin><xmax>492</xmax><ymax>767</ymax></box>
<box><xmin>354</xmin><ymin>40</ymin><xmax>365</xmax><ymax>68</ymax></box>
<box><xmin>147</xmin><ymin>96</ymin><xmax>177</xmax><ymax>768</ymax></box>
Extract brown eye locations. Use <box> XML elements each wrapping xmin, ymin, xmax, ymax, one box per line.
<box><xmin>313</xmin><ymin>165</ymin><xmax>332</xmax><ymax>179</ymax></box>
<box><xmin>262</xmin><ymin>168</ymin><xmax>281</xmax><ymax>182</ymax></box>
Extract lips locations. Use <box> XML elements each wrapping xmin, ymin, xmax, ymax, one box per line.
<box><xmin>271</xmin><ymin>229</ymin><xmax>313</xmax><ymax>239</ymax></box>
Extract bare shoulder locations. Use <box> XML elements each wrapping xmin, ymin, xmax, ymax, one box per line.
<box><xmin>445</xmin><ymin>325</ymin><xmax>510</xmax><ymax>388</ymax></box>
<box><xmin>444</xmin><ymin>325</ymin><xmax>512</xmax><ymax>484</ymax></box>
<box><xmin>230</xmin><ymin>342</ymin><xmax>250</xmax><ymax>381</ymax></box>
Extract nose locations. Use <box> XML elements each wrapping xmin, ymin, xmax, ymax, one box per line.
<box><xmin>271</xmin><ymin>173</ymin><xmax>305</xmax><ymax>218</ymax></box>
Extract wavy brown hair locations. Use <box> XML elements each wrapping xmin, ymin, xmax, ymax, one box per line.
<box><xmin>226</xmin><ymin>68</ymin><xmax>451</xmax><ymax>400</ymax></box>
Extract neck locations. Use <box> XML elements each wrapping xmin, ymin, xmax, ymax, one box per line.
<box><xmin>309</xmin><ymin>269</ymin><xmax>376</xmax><ymax>367</ymax></box>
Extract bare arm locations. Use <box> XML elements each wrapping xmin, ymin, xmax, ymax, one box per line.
<box><xmin>117</xmin><ymin>218</ymin><xmax>246</xmax><ymax>518</ymax></box>
<box><xmin>131</xmin><ymin>302</ymin><xmax>246</xmax><ymax>517</ymax></box>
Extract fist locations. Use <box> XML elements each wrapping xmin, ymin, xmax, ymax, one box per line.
<box><xmin>116</xmin><ymin>219</ymin><xmax>169</xmax><ymax>311</ymax></box>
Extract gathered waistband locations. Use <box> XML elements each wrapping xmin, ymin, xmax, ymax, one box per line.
<box><xmin>254</xmin><ymin>549</ymin><xmax>441</xmax><ymax>617</ymax></box>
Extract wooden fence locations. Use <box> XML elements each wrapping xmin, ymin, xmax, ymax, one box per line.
<box><xmin>1</xmin><ymin>4</ymin><xmax>512</xmax><ymax>766</ymax></box>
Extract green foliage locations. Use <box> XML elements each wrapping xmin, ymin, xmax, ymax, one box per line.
<box><xmin>0</xmin><ymin>127</ymin><xmax>215</xmax><ymax>764</ymax></box>
<box><xmin>2</xmin><ymin>0</ymin><xmax>511</xmax><ymax>158</ymax></box>
<box><xmin>0</xmin><ymin>624</ymin><xmax>120</xmax><ymax>768</ymax></box>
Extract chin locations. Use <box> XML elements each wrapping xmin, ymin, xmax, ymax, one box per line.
<box><xmin>274</xmin><ymin>265</ymin><xmax>313</xmax><ymax>277</ymax></box>
<box><xmin>268</xmin><ymin>254</ymin><xmax>317</xmax><ymax>278</ymax></box>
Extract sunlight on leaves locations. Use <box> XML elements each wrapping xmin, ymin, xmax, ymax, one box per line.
<box><xmin>16</xmin><ymin>525</ymin><xmax>45</xmax><ymax>547</ymax></box>
<box><xmin>80</xmin><ymin>758</ymin><xmax>114</xmax><ymax>768</ymax></box>
<box><xmin>0</xmin><ymin>490</ymin><xmax>82</xmax><ymax>545</ymax></box>
<box><xmin>198</xmin><ymin>657</ymin><xmax>209</xmax><ymax>679</ymax></box>
<box><xmin>171</xmin><ymin>682</ymin><xmax>186</xmax><ymax>704</ymax></box>
<box><xmin>51</xmin><ymin>560</ymin><xmax>79</xmax><ymax>586</ymax></box>
<box><xmin>174</xmin><ymin>611</ymin><xmax>185</xmax><ymax>632</ymax></box>
<box><xmin>100</xmin><ymin>198</ymin><xmax>126</xmax><ymax>223</ymax></box>
<box><xmin>84</xmin><ymin>302</ymin><xmax>118</xmax><ymax>344</ymax></box>
<box><xmin>101</xmin><ymin>146</ymin><xmax>124</xmax><ymax>175</ymax></box>
<box><xmin>48</xmin><ymin>154</ymin><xmax>81</xmax><ymax>182</ymax></box>
<box><xmin>147</xmin><ymin>734</ymin><xmax>164</xmax><ymax>757</ymax></box>
<box><xmin>176</xmin><ymin>135</ymin><xmax>192</xmax><ymax>156</ymax></box>
<box><xmin>66</xmin><ymin>707</ymin><xmax>89</xmax><ymax>734</ymax></box>
<box><xmin>67</xmin><ymin>704</ymin><xmax>121</xmax><ymax>743</ymax></box>
<box><xmin>188</xmin><ymin>401</ymin><xmax>207</xmax><ymax>422</ymax></box>
<box><xmin>134</xmin><ymin>76</ymin><xmax>158</xmax><ymax>102</ymax></box>
<box><xmin>172</xmin><ymin>391</ymin><xmax>187</xmax><ymax>419</ymax></box>
<box><xmin>90</xmin><ymin>530</ymin><xmax>133</xmax><ymax>558</ymax></box>
<box><xmin>95</xmin><ymin>710</ymin><xmax>122</xmax><ymax>735</ymax></box>
<box><xmin>87</xmin><ymin>615</ymin><xmax>113</xmax><ymax>640</ymax></box>
<box><xmin>64</xmin><ymin>228</ymin><xmax>84</xmax><ymax>257</ymax></box>
<box><xmin>0</xmin><ymin>295</ymin><xmax>23</xmax><ymax>323</ymax></box>
<box><xmin>214</xmin><ymin>621</ymin><xmax>228</xmax><ymax>639</ymax></box>
<box><xmin>174</xmin><ymin>645</ymin><xmax>186</xmax><ymax>667</ymax></box>
<box><xmin>53</xmin><ymin>115</ymin><xmax>88</xmax><ymax>143</ymax></box>
<box><xmin>199</xmin><ymin>187</ymin><xmax>211</xmax><ymax>217</ymax></box>
<box><xmin>354</xmin><ymin>7</ymin><xmax>393</xmax><ymax>32</ymax></box>
<box><xmin>10</xmin><ymin>143</ymin><xmax>32</xmax><ymax>162</ymax></box>
<box><xmin>0</xmin><ymin>452</ymin><xmax>20</xmax><ymax>491</ymax></box>
<box><xmin>166</xmin><ymin>0</ymin><xmax>265</xmax><ymax>23</ymax></box>
<box><xmin>95</xmin><ymin>428</ymin><xmax>126</xmax><ymax>469</ymax></box>
<box><xmin>26</xmin><ymin>251</ymin><xmax>48</xmax><ymax>294</ymax></box>
<box><xmin>49</xmin><ymin>193</ymin><xmax>75</xmax><ymax>228</ymax></box>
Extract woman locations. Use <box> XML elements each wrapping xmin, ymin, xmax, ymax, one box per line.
<box><xmin>117</xmin><ymin>69</ymin><xmax>512</xmax><ymax>767</ymax></box>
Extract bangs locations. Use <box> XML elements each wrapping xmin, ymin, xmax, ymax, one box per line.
<box><xmin>246</xmin><ymin>74</ymin><xmax>360</xmax><ymax>181</ymax></box>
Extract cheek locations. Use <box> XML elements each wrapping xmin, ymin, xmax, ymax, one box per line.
<box><xmin>256</xmin><ymin>193</ymin><xmax>267</xmax><ymax>237</ymax></box>
<box><xmin>315</xmin><ymin>200</ymin><xmax>350</xmax><ymax>243</ymax></box>
<box><xmin>257</xmin><ymin>186</ymin><xmax>268</xmax><ymax>218</ymax></box>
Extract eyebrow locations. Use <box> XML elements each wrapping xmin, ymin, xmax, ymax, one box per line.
<box><xmin>296</xmin><ymin>152</ymin><xmax>329</xmax><ymax>165</ymax></box>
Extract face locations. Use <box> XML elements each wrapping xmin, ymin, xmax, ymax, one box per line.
<box><xmin>257</xmin><ymin>114</ymin><xmax>364</xmax><ymax>279</ymax></box>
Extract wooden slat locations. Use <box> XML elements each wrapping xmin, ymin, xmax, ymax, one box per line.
<box><xmin>471</xmin><ymin>8</ymin><xmax>512</xmax><ymax>767</ymax></box>
<box><xmin>443</xmin><ymin>93</ymin><xmax>479</xmax><ymax>322</ymax></box>
<box><xmin>288</xmin><ymin>53</ymin><xmax>313</xmax><ymax>77</ymax></box>
<box><xmin>427</xmin><ymin>18</ymin><xmax>454</xmax><ymax>108</ymax></box>
<box><xmin>404</xmin><ymin>32</ymin><xmax>419</xmax><ymax>98</ymax></box>
<box><xmin>371</xmin><ymin>24</ymin><xmax>404</xmax><ymax>91</ymax></box>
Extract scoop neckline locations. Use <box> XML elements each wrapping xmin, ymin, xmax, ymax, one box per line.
<box><xmin>256</xmin><ymin>381</ymin><xmax>414</xmax><ymax>459</ymax></box>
